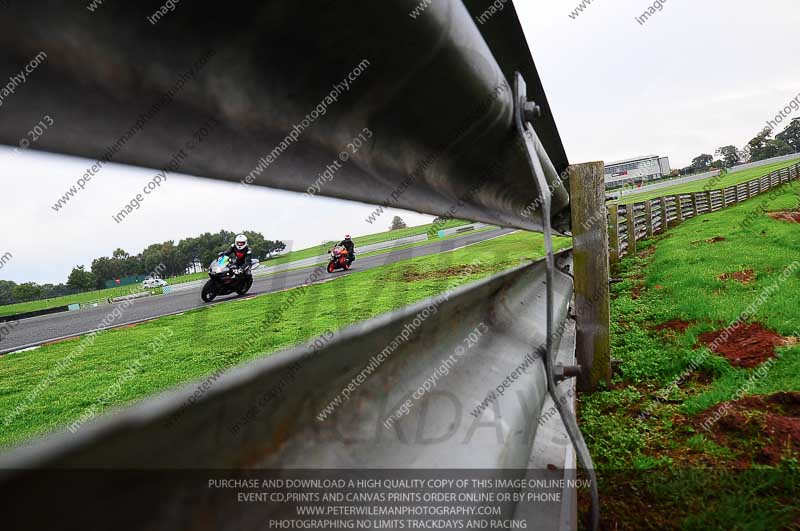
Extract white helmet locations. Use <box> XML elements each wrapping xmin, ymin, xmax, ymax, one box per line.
<box><xmin>234</xmin><ymin>234</ymin><xmax>247</xmax><ymax>250</ymax></box>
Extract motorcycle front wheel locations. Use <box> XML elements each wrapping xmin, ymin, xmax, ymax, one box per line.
<box><xmin>237</xmin><ymin>277</ymin><xmax>253</xmax><ymax>296</ymax></box>
<box><xmin>201</xmin><ymin>280</ymin><xmax>217</xmax><ymax>302</ymax></box>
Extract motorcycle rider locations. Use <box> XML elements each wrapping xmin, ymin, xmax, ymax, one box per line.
<box><xmin>338</xmin><ymin>234</ymin><xmax>355</xmax><ymax>264</ymax></box>
<box><xmin>224</xmin><ymin>234</ymin><xmax>253</xmax><ymax>275</ymax></box>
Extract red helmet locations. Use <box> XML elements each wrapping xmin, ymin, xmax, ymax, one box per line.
<box><xmin>344</xmin><ymin>234</ymin><xmax>351</xmax><ymax>240</ymax></box>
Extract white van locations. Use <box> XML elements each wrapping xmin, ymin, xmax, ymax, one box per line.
<box><xmin>143</xmin><ymin>278</ymin><xmax>168</xmax><ymax>289</ymax></box>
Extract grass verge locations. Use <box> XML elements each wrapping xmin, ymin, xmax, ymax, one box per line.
<box><xmin>0</xmin><ymin>285</ymin><xmax>164</xmax><ymax>319</ymax></box>
<box><xmin>613</xmin><ymin>158</ymin><xmax>800</xmax><ymax>205</ymax></box>
<box><xmin>0</xmin><ymin>220</ymin><xmax>473</xmax><ymax>318</ymax></box>
<box><xmin>261</xmin><ymin>219</ymin><xmax>471</xmax><ymax>266</ymax></box>
<box><xmin>579</xmin><ymin>179</ymin><xmax>800</xmax><ymax>528</ymax></box>
<box><xmin>0</xmin><ymin>230</ymin><xmax>569</xmax><ymax>449</ymax></box>
<box><xmin>257</xmin><ymin>226</ymin><xmax>502</xmax><ymax>275</ymax></box>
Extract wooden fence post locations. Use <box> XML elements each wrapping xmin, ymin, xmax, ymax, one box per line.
<box><xmin>568</xmin><ymin>161</ymin><xmax>611</xmax><ymax>391</ymax></box>
<box><xmin>626</xmin><ymin>206</ymin><xmax>637</xmax><ymax>254</ymax></box>
<box><xmin>644</xmin><ymin>201</ymin><xmax>654</xmax><ymax>238</ymax></box>
<box><xmin>691</xmin><ymin>192</ymin><xmax>699</xmax><ymax>217</ymax></box>
<box><xmin>608</xmin><ymin>205</ymin><xmax>620</xmax><ymax>266</ymax></box>
<box><xmin>676</xmin><ymin>195</ymin><xmax>684</xmax><ymax>223</ymax></box>
<box><xmin>721</xmin><ymin>188</ymin><xmax>728</xmax><ymax>208</ymax></box>
<box><xmin>659</xmin><ymin>197</ymin><xmax>668</xmax><ymax>230</ymax></box>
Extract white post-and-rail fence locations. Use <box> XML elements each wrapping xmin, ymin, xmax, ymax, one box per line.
<box><xmin>609</xmin><ymin>162</ymin><xmax>800</xmax><ymax>264</ymax></box>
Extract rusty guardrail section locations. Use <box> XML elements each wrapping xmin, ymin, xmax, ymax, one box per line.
<box><xmin>609</xmin><ymin>162</ymin><xmax>800</xmax><ymax>262</ymax></box>
<box><xmin>0</xmin><ymin>0</ymin><xmax>570</xmax><ymax>233</ymax></box>
<box><xmin>0</xmin><ymin>1</ymin><xmax>604</xmax><ymax>529</ymax></box>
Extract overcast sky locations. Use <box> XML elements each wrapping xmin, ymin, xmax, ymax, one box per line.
<box><xmin>2</xmin><ymin>0</ymin><xmax>799</xmax><ymax>284</ymax></box>
<box><xmin>523</xmin><ymin>0</ymin><xmax>800</xmax><ymax>166</ymax></box>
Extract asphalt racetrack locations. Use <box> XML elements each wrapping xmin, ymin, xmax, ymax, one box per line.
<box><xmin>0</xmin><ymin>228</ymin><xmax>514</xmax><ymax>354</ymax></box>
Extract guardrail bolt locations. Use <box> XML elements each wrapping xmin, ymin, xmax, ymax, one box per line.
<box><xmin>522</xmin><ymin>101</ymin><xmax>542</xmax><ymax>122</ymax></box>
<box><xmin>553</xmin><ymin>364</ymin><xmax>582</xmax><ymax>383</ymax></box>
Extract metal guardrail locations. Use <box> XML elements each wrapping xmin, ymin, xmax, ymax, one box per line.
<box><xmin>0</xmin><ymin>1</ymin><xmax>610</xmax><ymax>529</ymax></box>
<box><xmin>726</xmin><ymin>153</ymin><xmax>800</xmax><ymax>174</ymax></box>
<box><xmin>0</xmin><ymin>0</ymin><xmax>570</xmax><ymax>234</ymax></box>
<box><xmin>0</xmin><ymin>305</ymin><xmax>70</xmax><ymax>324</ymax></box>
<box><xmin>0</xmin><ymin>252</ymin><xmax>578</xmax><ymax>529</ymax></box>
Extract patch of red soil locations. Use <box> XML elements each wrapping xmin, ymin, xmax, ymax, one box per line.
<box><xmin>717</xmin><ymin>269</ymin><xmax>755</xmax><ymax>284</ymax></box>
<box><xmin>697</xmin><ymin>323</ymin><xmax>787</xmax><ymax>368</ymax></box>
<box><xmin>688</xmin><ymin>369</ymin><xmax>715</xmax><ymax>385</ymax></box>
<box><xmin>653</xmin><ymin>319</ymin><xmax>694</xmax><ymax>334</ymax></box>
<box><xmin>694</xmin><ymin>392</ymin><xmax>800</xmax><ymax>466</ymax></box>
<box><xmin>768</xmin><ymin>211</ymin><xmax>800</xmax><ymax>223</ymax></box>
<box><xmin>638</xmin><ymin>246</ymin><xmax>657</xmax><ymax>259</ymax></box>
<box><xmin>401</xmin><ymin>264</ymin><xmax>483</xmax><ymax>282</ymax></box>
<box><xmin>692</xmin><ymin>236</ymin><xmax>726</xmax><ymax>244</ymax></box>
<box><xmin>578</xmin><ymin>481</ymin><xmax>671</xmax><ymax>531</ymax></box>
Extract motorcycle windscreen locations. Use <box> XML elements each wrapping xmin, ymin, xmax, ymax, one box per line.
<box><xmin>212</xmin><ymin>256</ymin><xmax>230</xmax><ymax>272</ymax></box>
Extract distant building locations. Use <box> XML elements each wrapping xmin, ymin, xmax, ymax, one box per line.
<box><xmin>604</xmin><ymin>155</ymin><xmax>671</xmax><ymax>191</ymax></box>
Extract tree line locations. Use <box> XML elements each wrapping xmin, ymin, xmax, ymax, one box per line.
<box><xmin>683</xmin><ymin>118</ymin><xmax>800</xmax><ymax>174</ymax></box>
<box><xmin>0</xmin><ymin>230</ymin><xmax>286</xmax><ymax>305</ymax></box>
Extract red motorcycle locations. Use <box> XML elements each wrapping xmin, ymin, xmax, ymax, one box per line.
<box><xmin>327</xmin><ymin>245</ymin><xmax>351</xmax><ymax>273</ymax></box>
